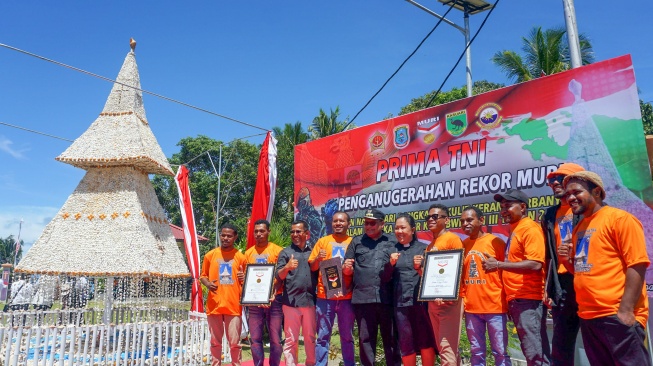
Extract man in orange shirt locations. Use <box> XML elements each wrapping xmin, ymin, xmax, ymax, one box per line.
<box><xmin>419</xmin><ymin>203</ymin><xmax>464</xmax><ymax>366</ymax></box>
<box><xmin>200</xmin><ymin>223</ymin><xmax>248</xmax><ymax>366</ymax></box>
<box><xmin>460</xmin><ymin>206</ymin><xmax>511</xmax><ymax>366</ymax></box>
<box><xmin>558</xmin><ymin>171</ymin><xmax>651</xmax><ymax>365</ymax></box>
<box><xmin>309</xmin><ymin>212</ymin><xmax>355</xmax><ymax>366</ymax></box>
<box><xmin>243</xmin><ymin>219</ymin><xmax>284</xmax><ymax>366</ymax></box>
<box><xmin>541</xmin><ymin>163</ymin><xmax>583</xmax><ymax>366</ymax></box>
<box><xmin>484</xmin><ymin>189</ymin><xmax>550</xmax><ymax>366</ymax></box>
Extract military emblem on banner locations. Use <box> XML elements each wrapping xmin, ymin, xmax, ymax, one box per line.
<box><xmin>393</xmin><ymin>124</ymin><xmax>410</xmax><ymax>149</ymax></box>
<box><xmin>369</xmin><ymin>131</ymin><xmax>386</xmax><ymax>152</ymax></box>
<box><xmin>446</xmin><ymin>110</ymin><xmax>468</xmax><ymax>137</ymax></box>
<box><xmin>475</xmin><ymin>103</ymin><xmax>503</xmax><ymax>129</ymax></box>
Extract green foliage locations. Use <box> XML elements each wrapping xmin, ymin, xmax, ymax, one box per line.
<box><xmin>0</xmin><ymin>236</ymin><xmax>21</xmax><ymax>265</ymax></box>
<box><xmin>152</xmin><ymin>135</ymin><xmax>260</xmax><ymax>258</ymax></box>
<box><xmin>308</xmin><ymin>107</ymin><xmax>354</xmax><ymax>140</ymax></box>
<box><xmin>399</xmin><ymin>80</ymin><xmax>505</xmax><ymax>116</ymax></box>
<box><xmin>641</xmin><ymin>100</ymin><xmax>653</xmax><ymax>135</ymax></box>
<box><xmin>492</xmin><ymin>26</ymin><xmax>594</xmax><ymax>83</ymax></box>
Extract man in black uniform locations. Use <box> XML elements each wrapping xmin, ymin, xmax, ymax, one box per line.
<box><xmin>542</xmin><ymin>163</ymin><xmax>584</xmax><ymax>366</ymax></box>
<box><xmin>343</xmin><ymin>208</ymin><xmax>400</xmax><ymax>366</ymax></box>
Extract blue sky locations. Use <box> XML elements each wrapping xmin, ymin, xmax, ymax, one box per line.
<box><xmin>1</xmin><ymin>1</ymin><xmax>652</xmax><ymax>251</ymax></box>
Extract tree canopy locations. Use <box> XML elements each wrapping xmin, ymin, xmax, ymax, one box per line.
<box><xmin>0</xmin><ymin>236</ymin><xmax>21</xmax><ymax>265</ymax></box>
<box><xmin>492</xmin><ymin>26</ymin><xmax>594</xmax><ymax>83</ymax></box>
<box><xmin>398</xmin><ymin>80</ymin><xmax>505</xmax><ymax>116</ymax></box>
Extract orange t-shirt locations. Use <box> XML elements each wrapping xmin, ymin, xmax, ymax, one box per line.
<box><xmin>427</xmin><ymin>231</ymin><xmax>464</xmax><ymax>298</ymax></box>
<box><xmin>244</xmin><ymin>242</ymin><xmax>283</xmax><ymax>265</ymax></box>
<box><xmin>244</xmin><ymin>242</ymin><xmax>284</xmax><ymax>295</ymax></box>
<box><xmin>571</xmin><ymin>206</ymin><xmax>650</xmax><ymax>327</ymax></box>
<box><xmin>427</xmin><ymin>231</ymin><xmax>463</xmax><ymax>251</ymax></box>
<box><xmin>462</xmin><ymin>234</ymin><xmax>507</xmax><ymax>314</ymax></box>
<box><xmin>200</xmin><ymin>246</ymin><xmax>248</xmax><ymax>316</ymax></box>
<box><xmin>309</xmin><ymin>234</ymin><xmax>353</xmax><ymax>300</ymax></box>
<box><xmin>502</xmin><ymin>217</ymin><xmax>546</xmax><ymax>302</ymax></box>
<box><xmin>554</xmin><ymin>203</ymin><xmax>574</xmax><ymax>274</ymax></box>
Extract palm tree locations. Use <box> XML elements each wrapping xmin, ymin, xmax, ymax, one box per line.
<box><xmin>492</xmin><ymin>26</ymin><xmax>594</xmax><ymax>83</ymax></box>
<box><xmin>272</xmin><ymin>121</ymin><xmax>309</xmax><ymax>147</ymax></box>
<box><xmin>307</xmin><ymin>107</ymin><xmax>354</xmax><ymax>140</ymax></box>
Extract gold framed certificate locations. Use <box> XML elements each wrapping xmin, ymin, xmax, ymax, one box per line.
<box><xmin>418</xmin><ymin>249</ymin><xmax>464</xmax><ymax>301</ymax></box>
<box><xmin>240</xmin><ymin>264</ymin><xmax>276</xmax><ymax>305</ymax></box>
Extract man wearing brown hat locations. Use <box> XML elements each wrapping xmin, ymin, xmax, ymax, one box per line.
<box><xmin>542</xmin><ymin>163</ymin><xmax>584</xmax><ymax>366</ymax></box>
<box><xmin>484</xmin><ymin>189</ymin><xmax>550</xmax><ymax>366</ymax></box>
<box><xmin>559</xmin><ymin>171</ymin><xmax>651</xmax><ymax>365</ymax></box>
<box><xmin>344</xmin><ymin>208</ymin><xmax>401</xmax><ymax>366</ymax></box>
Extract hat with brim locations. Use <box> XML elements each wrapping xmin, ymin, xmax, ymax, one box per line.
<box><xmin>563</xmin><ymin>171</ymin><xmax>605</xmax><ymax>200</ymax></box>
<box><xmin>547</xmin><ymin>163</ymin><xmax>585</xmax><ymax>179</ymax></box>
<box><xmin>493</xmin><ymin>189</ymin><xmax>529</xmax><ymax>207</ymax></box>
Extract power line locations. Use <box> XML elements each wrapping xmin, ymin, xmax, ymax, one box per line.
<box><xmin>0</xmin><ymin>121</ymin><xmax>74</xmax><ymax>142</ymax></box>
<box><xmin>349</xmin><ymin>2</ymin><xmax>457</xmax><ymax>124</ymax></box>
<box><xmin>425</xmin><ymin>0</ymin><xmax>499</xmax><ymax>107</ymax></box>
<box><xmin>171</xmin><ymin>132</ymin><xmax>268</xmax><ymax>167</ymax></box>
<box><xmin>0</xmin><ymin>43</ymin><xmax>269</xmax><ymax>132</ymax></box>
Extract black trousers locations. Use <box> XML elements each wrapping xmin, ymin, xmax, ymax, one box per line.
<box><xmin>353</xmin><ymin>303</ymin><xmax>401</xmax><ymax>366</ymax></box>
<box><xmin>580</xmin><ymin>315</ymin><xmax>652</xmax><ymax>366</ymax></box>
<box><xmin>550</xmin><ymin>273</ymin><xmax>580</xmax><ymax>366</ymax></box>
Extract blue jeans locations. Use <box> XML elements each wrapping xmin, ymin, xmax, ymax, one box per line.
<box><xmin>508</xmin><ymin>299</ymin><xmax>550</xmax><ymax>366</ymax></box>
<box><xmin>315</xmin><ymin>298</ymin><xmax>355</xmax><ymax>366</ymax></box>
<box><xmin>247</xmin><ymin>296</ymin><xmax>284</xmax><ymax>366</ymax></box>
<box><xmin>465</xmin><ymin>312</ymin><xmax>512</xmax><ymax>366</ymax></box>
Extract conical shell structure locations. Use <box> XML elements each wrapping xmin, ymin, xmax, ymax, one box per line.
<box><xmin>16</xmin><ymin>45</ymin><xmax>189</xmax><ymax>278</ymax></box>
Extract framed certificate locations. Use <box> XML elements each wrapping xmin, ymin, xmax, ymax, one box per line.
<box><xmin>418</xmin><ymin>249</ymin><xmax>464</xmax><ymax>301</ymax></box>
<box><xmin>240</xmin><ymin>264</ymin><xmax>276</xmax><ymax>305</ymax></box>
<box><xmin>319</xmin><ymin>258</ymin><xmax>345</xmax><ymax>299</ymax></box>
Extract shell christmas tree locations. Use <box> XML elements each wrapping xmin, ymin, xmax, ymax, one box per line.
<box><xmin>16</xmin><ymin>40</ymin><xmax>189</xmax><ymax>279</ymax></box>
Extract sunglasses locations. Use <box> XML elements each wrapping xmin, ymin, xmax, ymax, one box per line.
<box><xmin>363</xmin><ymin>221</ymin><xmax>380</xmax><ymax>226</ymax></box>
<box><xmin>547</xmin><ymin>175</ymin><xmax>565</xmax><ymax>186</ymax></box>
<box><xmin>426</xmin><ymin>214</ymin><xmax>448</xmax><ymax>221</ymax></box>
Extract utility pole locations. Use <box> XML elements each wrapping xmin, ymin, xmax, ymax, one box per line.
<box><xmin>562</xmin><ymin>0</ymin><xmax>582</xmax><ymax>68</ymax></box>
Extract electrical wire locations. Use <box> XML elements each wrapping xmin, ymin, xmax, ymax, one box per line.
<box><xmin>0</xmin><ymin>43</ymin><xmax>269</xmax><ymax>132</ymax></box>
<box><xmin>425</xmin><ymin>0</ymin><xmax>499</xmax><ymax>107</ymax></box>
<box><xmin>172</xmin><ymin>132</ymin><xmax>268</xmax><ymax>167</ymax></box>
<box><xmin>349</xmin><ymin>2</ymin><xmax>457</xmax><ymax>124</ymax></box>
<box><xmin>0</xmin><ymin>121</ymin><xmax>74</xmax><ymax>142</ymax></box>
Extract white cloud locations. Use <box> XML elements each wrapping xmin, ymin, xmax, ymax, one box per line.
<box><xmin>0</xmin><ymin>206</ymin><xmax>60</xmax><ymax>254</ymax></box>
<box><xmin>0</xmin><ymin>135</ymin><xmax>28</xmax><ymax>159</ymax></box>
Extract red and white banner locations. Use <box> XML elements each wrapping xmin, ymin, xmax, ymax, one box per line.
<box><xmin>175</xmin><ymin>165</ymin><xmax>204</xmax><ymax>313</ymax></box>
<box><xmin>247</xmin><ymin>131</ymin><xmax>278</xmax><ymax>248</ymax></box>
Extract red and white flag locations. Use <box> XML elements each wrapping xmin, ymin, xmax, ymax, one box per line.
<box><xmin>175</xmin><ymin>165</ymin><xmax>204</xmax><ymax>313</ymax></box>
<box><xmin>247</xmin><ymin>131</ymin><xmax>278</xmax><ymax>248</ymax></box>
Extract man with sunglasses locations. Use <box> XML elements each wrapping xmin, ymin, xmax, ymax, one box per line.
<box><xmin>418</xmin><ymin>203</ymin><xmax>464</xmax><ymax>366</ymax></box>
<box><xmin>344</xmin><ymin>208</ymin><xmax>401</xmax><ymax>366</ymax></box>
<box><xmin>542</xmin><ymin>163</ymin><xmax>584</xmax><ymax>366</ymax></box>
<box><xmin>484</xmin><ymin>189</ymin><xmax>550</xmax><ymax>366</ymax></box>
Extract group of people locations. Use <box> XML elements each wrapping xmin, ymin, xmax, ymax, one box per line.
<box><xmin>5</xmin><ymin>275</ymin><xmax>89</xmax><ymax>311</ymax></box>
<box><xmin>200</xmin><ymin>164</ymin><xmax>651</xmax><ymax>366</ymax></box>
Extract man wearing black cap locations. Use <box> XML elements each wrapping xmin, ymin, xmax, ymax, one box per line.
<box><xmin>484</xmin><ymin>189</ymin><xmax>550</xmax><ymax>366</ymax></box>
<box><xmin>541</xmin><ymin>163</ymin><xmax>584</xmax><ymax>366</ymax></box>
<box><xmin>344</xmin><ymin>208</ymin><xmax>400</xmax><ymax>366</ymax></box>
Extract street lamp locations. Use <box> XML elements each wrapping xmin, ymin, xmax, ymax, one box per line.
<box><xmin>406</xmin><ymin>0</ymin><xmax>492</xmax><ymax>97</ymax></box>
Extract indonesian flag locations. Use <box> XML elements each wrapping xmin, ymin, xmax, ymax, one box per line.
<box><xmin>174</xmin><ymin>165</ymin><xmax>204</xmax><ymax>313</ymax></box>
<box><xmin>247</xmin><ymin>131</ymin><xmax>278</xmax><ymax>248</ymax></box>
